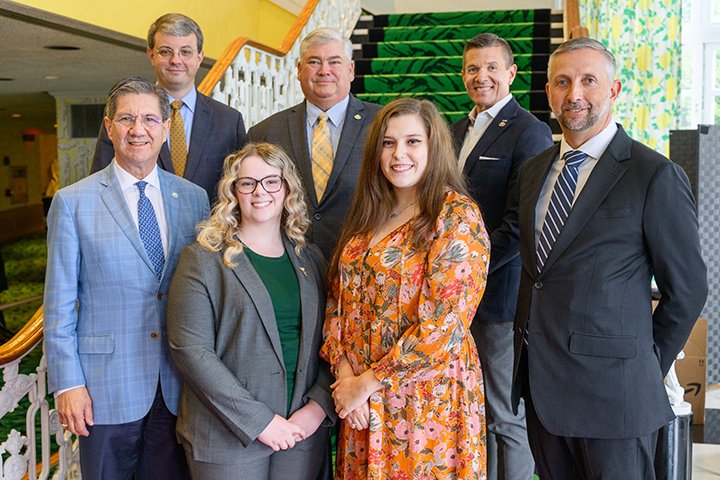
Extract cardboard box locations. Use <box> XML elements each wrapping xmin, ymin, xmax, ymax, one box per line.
<box><xmin>674</xmin><ymin>318</ymin><xmax>708</xmax><ymax>425</ymax></box>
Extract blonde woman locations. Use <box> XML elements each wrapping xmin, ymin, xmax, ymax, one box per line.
<box><xmin>167</xmin><ymin>143</ymin><xmax>334</xmax><ymax>479</ymax></box>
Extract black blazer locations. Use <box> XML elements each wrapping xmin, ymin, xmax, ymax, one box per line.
<box><xmin>451</xmin><ymin>98</ymin><xmax>552</xmax><ymax>324</ymax></box>
<box><xmin>247</xmin><ymin>95</ymin><xmax>381</xmax><ymax>259</ymax></box>
<box><xmin>91</xmin><ymin>90</ymin><xmax>246</xmax><ymax>204</ymax></box>
<box><xmin>512</xmin><ymin>125</ymin><xmax>707</xmax><ymax>439</ymax></box>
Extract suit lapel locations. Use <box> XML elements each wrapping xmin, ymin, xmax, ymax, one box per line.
<box><xmin>99</xmin><ymin>167</ymin><xmax>157</xmax><ymax>275</ymax></box>
<box><xmin>451</xmin><ymin>117</ymin><xmax>470</xmax><ymax>155</ymax></box>
<box><xmin>519</xmin><ymin>145</ymin><xmax>558</xmax><ymax>278</ymax></box>
<box><xmin>287</xmin><ymin>103</ymin><xmax>316</xmax><ymax>206</ymax></box>
<box><xmin>282</xmin><ymin>237</ymin><xmax>319</xmax><ymax>406</ymax></box>
<box><xmin>324</xmin><ymin>95</ymin><xmax>367</xmax><ymax>202</ymax></box>
<box><xmin>464</xmin><ymin>99</ymin><xmax>519</xmax><ymax>176</ymax></box>
<box><xmin>231</xmin><ymin>253</ymin><xmax>286</xmax><ymax>369</ymax></box>
<box><xmin>184</xmin><ymin>92</ymin><xmax>211</xmax><ymax>181</ymax></box>
<box><xmin>158</xmin><ymin>171</ymin><xmax>181</xmax><ymax>282</ymax></box>
<box><xmin>539</xmin><ymin>127</ymin><xmax>631</xmax><ymax>274</ymax></box>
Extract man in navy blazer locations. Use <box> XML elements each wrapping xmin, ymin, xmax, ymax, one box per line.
<box><xmin>512</xmin><ymin>37</ymin><xmax>707</xmax><ymax>478</ymax></box>
<box><xmin>44</xmin><ymin>77</ymin><xmax>209</xmax><ymax>479</ymax></box>
<box><xmin>91</xmin><ymin>13</ymin><xmax>246</xmax><ymax>204</ymax></box>
<box><xmin>248</xmin><ymin>28</ymin><xmax>381</xmax><ymax>259</ymax></box>
<box><xmin>451</xmin><ymin>33</ymin><xmax>552</xmax><ymax>480</ymax></box>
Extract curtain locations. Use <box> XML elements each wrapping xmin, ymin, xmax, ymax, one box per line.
<box><xmin>580</xmin><ymin>0</ymin><xmax>682</xmax><ymax>155</ymax></box>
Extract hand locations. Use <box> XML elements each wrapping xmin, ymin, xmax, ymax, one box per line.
<box><xmin>288</xmin><ymin>400</ymin><xmax>326</xmax><ymax>438</ymax></box>
<box><xmin>331</xmin><ymin>369</ymin><xmax>382</xmax><ymax>419</ymax></box>
<box><xmin>57</xmin><ymin>387</ymin><xmax>94</xmax><ymax>437</ymax></box>
<box><xmin>257</xmin><ymin>414</ymin><xmax>306</xmax><ymax>451</ymax></box>
<box><xmin>345</xmin><ymin>402</ymin><xmax>370</xmax><ymax>431</ymax></box>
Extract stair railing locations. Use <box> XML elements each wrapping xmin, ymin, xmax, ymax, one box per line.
<box><xmin>198</xmin><ymin>0</ymin><xmax>362</xmax><ymax>128</ymax></box>
<box><xmin>565</xmin><ymin>0</ymin><xmax>589</xmax><ymax>39</ymax></box>
<box><xmin>0</xmin><ymin>307</ymin><xmax>79</xmax><ymax>480</ymax></box>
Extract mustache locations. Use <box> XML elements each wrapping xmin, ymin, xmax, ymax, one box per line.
<box><xmin>561</xmin><ymin>101</ymin><xmax>591</xmax><ymax>112</ymax></box>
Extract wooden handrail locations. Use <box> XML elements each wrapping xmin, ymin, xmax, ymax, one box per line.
<box><xmin>198</xmin><ymin>0</ymin><xmax>320</xmax><ymax>95</ymax></box>
<box><xmin>565</xmin><ymin>0</ymin><xmax>589</xmax><ymax>39</ymax></box>
<box><xmin>0</xmin><ymin>305</ymin><xmax>43</xmax><ymax>365</ymax></box>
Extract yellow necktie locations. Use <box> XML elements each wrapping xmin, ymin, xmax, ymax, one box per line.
<box><xmin>311</xmin><ymin>113</ymin><xmax>333</xmax><ymax>201</ymax></box>
<box><xmin>170</xmin><ymin>100</ymin><xmax>188</xmax><ymax>177</ymax></box>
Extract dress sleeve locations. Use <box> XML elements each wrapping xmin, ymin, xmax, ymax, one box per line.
<box><xmin>371</xmin><ymin>194</ymin><xmax>490</xmax><ymax>388</ymax></box>
<box><xmin>320</xmin><ymin>260</ymin><xmax>344</xmax><ymax>378</ymax></box>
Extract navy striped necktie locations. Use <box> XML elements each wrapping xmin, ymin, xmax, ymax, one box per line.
<box><xmin>536</xmin><ymin>150</ymin><xmax>588</xmax><ymax>271</ymax></box>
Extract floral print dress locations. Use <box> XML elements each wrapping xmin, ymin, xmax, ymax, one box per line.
<box><xmin>321</xmin><ymin>191</ymin><xmax>490</xmax><ymax>479</ymax></box>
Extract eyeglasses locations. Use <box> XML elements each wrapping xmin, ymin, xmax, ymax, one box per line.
<box><xmin>154</xmin><ymin>47</ymin><xmax>197</xmax><ymax>60</ymax></box>
<box><xmin>113</xmin><ymin>115</ymin><xmax>164</xmax><ymax>128</ymax></box>
<box><xmin>235</xmin><ymin>175</ymin><xmax>285</xmax><ymax>194</ymax></box>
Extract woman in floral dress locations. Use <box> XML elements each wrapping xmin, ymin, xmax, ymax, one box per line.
<box><xmin>321</xmin><ymin>98</ymin><xmax>490</xmax><ymax>479</ymax></box>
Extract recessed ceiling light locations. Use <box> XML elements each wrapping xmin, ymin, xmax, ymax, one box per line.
<box><xmin>44</xmin><ymin>45</ymin><xmax>80</xmax><ymax>51</ymax></box>
<box><xmin>45</xmin><ymin>75</ymin><xmax>60</xmax><ymax>80</ymax></box>
<box><xmin>11</xmin><ymin>113</ymin><xmax>22</xmax><ymax>118</ymax></box>
<box><xmin>0</xmin><ymin>78</ymin><xmax>14</xmax><ymax>81</ymax></box>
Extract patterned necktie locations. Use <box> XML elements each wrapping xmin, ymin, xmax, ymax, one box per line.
<box><xmin>136</xmin><ymin>181</ymin><xmax>165</xmax><ymax>279</ymax></box>
<box><xmin>536</xmin><ymin>150</ymin><xmax>588</xmax><ymax>271</ymax></box>
<box><xmin>170</xmin><ymin>100</ymin><xmax>187</xmax><ymax>177</ymax></box>
<box><xmin>311</xmin><ymin>112</ymin><xmax>333</xmax><ymax>201</ymax></box>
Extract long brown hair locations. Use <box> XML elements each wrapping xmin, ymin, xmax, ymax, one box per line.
<box><xmin>327</xmin><ymin>98</ymin><xmax>467</xmax><ymax>284</ymax></box>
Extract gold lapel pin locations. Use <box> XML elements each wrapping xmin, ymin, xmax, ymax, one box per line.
<box><xmin>354</xmin><ymin>114</ymin><xmax>362</xmax><ymax>120</ymax></box>
<box><xmin>498</xmin><ymin>120</ymin><xmax>508</xmax><ymax>127</ymax></box>
<box><xmin>171</xmin><ymin>192</ymin><xmax>179</xmax><ymax>198</ymax></box>
<box><xmin>299</xmin><ymin>266</ymin><xmax>308</xmax><ymax>277</ymax></box>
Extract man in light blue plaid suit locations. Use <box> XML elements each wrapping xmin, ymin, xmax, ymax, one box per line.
<box><xmin>44</xmin><ymin>77</ymin><xmax>209</xmax><ymax>479</ymax></box>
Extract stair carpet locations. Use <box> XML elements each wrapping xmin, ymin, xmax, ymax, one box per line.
<box><xmin>350</xmin><ymin>9</ymin><xmax>563</xmax><ymax>134</ymax></box>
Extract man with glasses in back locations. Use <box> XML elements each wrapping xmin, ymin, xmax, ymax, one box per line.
<box><xmin>91</xmin><ymin>13</ymin><xmax>246</xmax><ymax>203</ymax></box>
<box><xmin>45</xmin><ymin>77</ymin><xmax>209</xmax><ymax>479</ymax></box>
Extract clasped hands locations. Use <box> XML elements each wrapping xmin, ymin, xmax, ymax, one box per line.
<box><xmin>257</xmin><ymin>399</ymin><xmax>326</xmax><ymax>452</ymax></box>
<box><xmin>331</xmin><ymin>368</ymin><xmax>382</xmax><ymax>431</ymax></box>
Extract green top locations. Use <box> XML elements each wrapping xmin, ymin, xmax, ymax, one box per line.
<box><xmin>244</xmin><ymin>247</ymin><xmax>301</xmax><ymax>415</ymax></box>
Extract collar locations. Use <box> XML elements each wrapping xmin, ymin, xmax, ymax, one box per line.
<box><xmin>113</xmin><ymin>160</ymin><xmax>161</xmax><ymax>192</ymax></box>
<box><xmin>468</xmin><ymin>93</ymin><xmax>513</xmax><ymax>125</ymax></box>
<box><xmin>167</xmin><ymin>88</ymin><xmax>197</xmax><ymax>114</ymax></box>
<box><xmin>559</xmin><ymin>120</ymin><xmax>618</xmax><ymax>160</ymax></box>
<box><xmin>306</xmin><ymin>95</ymin><xmax>350</xmax><ymax>127</ymax></box>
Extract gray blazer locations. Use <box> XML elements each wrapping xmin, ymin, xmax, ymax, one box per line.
<box><xmin>247</xmin><ymin>95</ymin><xmax>381</xmax><ymax>258</ymax></box>
<box><xmin>167</xmin><ymin>237</ymin><xmax>334</xmax><ymax>464</ymax></box>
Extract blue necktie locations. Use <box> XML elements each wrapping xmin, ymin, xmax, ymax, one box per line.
<box><xmin>536</xmin><ymin>150</ymin><xmax>588</xmax><ymax>272</ymax></box>
<box><xmin>136</xmin><ymin>181</ymin><xmax>165</xmax><ymax>279</ymax></box>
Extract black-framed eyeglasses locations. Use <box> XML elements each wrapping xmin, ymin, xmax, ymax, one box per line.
<box><xmin>235</xmin><ymin>175</ymin><xmax>284</xmax><ymax>194</ymax></box>
<box><xmin>154</xmin><ymin>47</ymin><xmax>197</xmax><ymax>59</ymax></box>
<box><xmin>113</xmin><ymin>115</ymin><xmax>164</xmax><ymax>128</ymax></box>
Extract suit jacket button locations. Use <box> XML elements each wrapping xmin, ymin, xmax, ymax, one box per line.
<box><xmin>156</xmin><ymin>292</ymin><xmax>163</xmax><ymax>300</ymax></box>
<box><xmin>534</xmin><ymin>281</ymin><xmax>543</xmax><ymax>289</ymax></box>
<box><xmin>313</xmin><ymin>213</ymin><xmax>321</xmax><ymax>220</ymax></box>
<box><xmin>150</xmin><ymin>332</ymin><xmax>159</xmax><ymax>340</ymax></box>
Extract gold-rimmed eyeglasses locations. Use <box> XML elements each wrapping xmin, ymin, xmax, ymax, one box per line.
<box><xmin>235</xmin><ymin>175</ymin><xmax>285</xmax><ymax>194</ymax></box>
<box><xmin>154</xmin><ymin>47</ymin><xmax>197</xmax><ymax>60</ymax></box>
<box><xmin>113</xmin><ymin>115</ymin><xmax>164</xmax><ymax>128</ymax></box>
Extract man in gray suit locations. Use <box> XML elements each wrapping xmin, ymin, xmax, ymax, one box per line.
<box><xmin>248</xmin><ymin>27</ymin><xmax>381</xmax><ymax>259</ymax></box>
<box><xmin>91</xmin><ymin>13</ymin><xmax>246</xmax><ymax>203</ymax></box>
<box><xmin>512</xmin><ymin>37</ymin><xmax>707</xmax><ymax>478</ymax></box>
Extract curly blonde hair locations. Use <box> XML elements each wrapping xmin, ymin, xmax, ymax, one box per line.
<box><xmin>196</xmin><ymin>143</ymin><xmax>310</xmax><ymax>267</ymax></box>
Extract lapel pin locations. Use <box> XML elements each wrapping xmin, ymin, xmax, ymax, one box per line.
<box><xmin>498</xmin><ymin>120</ymin><xmax>508</xmax><ymax>128</ymax></box>
<box><xmin>172</xmin><ymin>192</ymin><xmax>179</xmax><ymax>198</ymax></box>
<box><xmin>299</xmin><ymin>266</ymin><xmax>308</xmax><ymax>277</ymax></box>
<box><xmin>354</xmin><ymin>114</ymin><xmax>362</xmax><ymax>120</ymax></box>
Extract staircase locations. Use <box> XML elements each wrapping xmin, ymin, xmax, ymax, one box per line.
<box><xmin>351</xmin><ymin>9</ymin><xmax>563</xmax><ymax>131</ymax></box>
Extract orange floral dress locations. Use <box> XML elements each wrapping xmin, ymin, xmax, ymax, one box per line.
<box><xmin>321</xmin><ymin>191</ymin><xmax>489</xmax><ymax>480</ymax></box>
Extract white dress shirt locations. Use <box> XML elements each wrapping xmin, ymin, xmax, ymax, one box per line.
<box><xmin>458</xmin><ymin>93</ymin><xmax>514</xmax><ymax>170</ymax></box>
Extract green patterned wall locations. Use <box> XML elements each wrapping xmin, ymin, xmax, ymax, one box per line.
<box><xmin>580</xmin><ymin>0</ymin><xmax>682</xmax><ymax>155</ymax></box>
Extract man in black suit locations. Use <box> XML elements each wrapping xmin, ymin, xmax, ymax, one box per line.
<box><xmin>512</xmin><ymin>37</ymin><xmax>707</xmax><ymax>479</ymax></box>
<box><xmin>248</xmin><ymin>28</ymin><xmax>381</xmax><ymax>259</ymax></box>
<box><xmin>91</xmin><ymin>13</ymin><xmax>246</xmax><ymax>203</ymax></box>
<box><xmin>451</xmin><ymin>33</ymin><xmax>552</xmax><ymax>480</ymax></box>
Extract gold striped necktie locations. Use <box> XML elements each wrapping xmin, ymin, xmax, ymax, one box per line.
<box><xmin>170</xmin><ymin>100</ymin><xmax>188</xmax><ymax>177</ymax></box>
<box><xmin>311</xmin><ymin>112</ymin><xmax>333</xmax><ymax>201</ymax></box>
